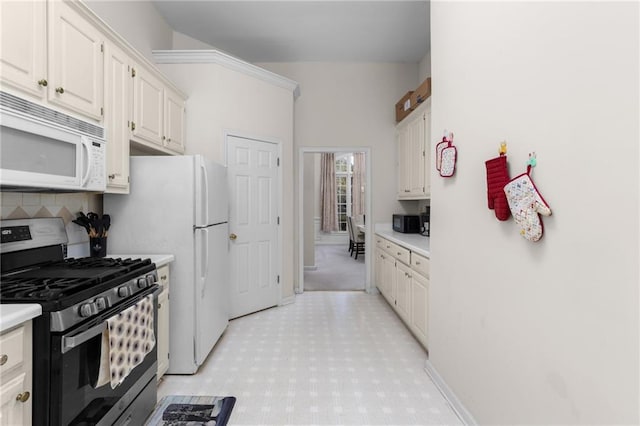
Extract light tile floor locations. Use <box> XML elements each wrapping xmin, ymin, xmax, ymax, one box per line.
<box><xmin>157</xmin><ymin>291</ymin><xmax>463</xmax><ymax>425</ymax></box>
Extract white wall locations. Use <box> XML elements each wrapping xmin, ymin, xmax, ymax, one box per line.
<box><xmin>257</xmin><ymin>62</ymin><xmax>418</xmax><ymax>228</ymax></box>
<box><xmin>418</xmin><ymin>51</ymin><xmax>431</xmax><ymax>81</ymax></box>
<box><xmin>430</xmin><ymin>2</ymin><xmax>639</xmax><ymax>424</ymax></box>
<box><xmin>156</xmin><ymin>62</ymin><xmax>295</xmax><ymax>298</ymax></box>
<box><xmin>303</xmin><ymin>153</ymin><xmax>315</xmax><ymax>267</ymax></box>
<box><xmin>84</xmin><ymin>0</ymin><xmax>173</xmax><ymax>61</ymax></box>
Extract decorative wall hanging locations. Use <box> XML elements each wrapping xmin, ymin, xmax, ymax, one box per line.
<box><xmin>503</xmin><ymin>153</ymin><xmax>552</xmax><ymax>242</ymax></box>
<box><xmin>485</xmin><ymin>141</ymin><xmax>511</xmax><ymax>221</ymax></box>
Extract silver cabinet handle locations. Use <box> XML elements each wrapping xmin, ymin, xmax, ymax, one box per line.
<box><xmin>61</xmin><ymin>322</ymin><xmax>106</xmax><ymax>353</ymax></box>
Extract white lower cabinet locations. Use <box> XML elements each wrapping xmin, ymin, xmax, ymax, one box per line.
<box><xmin>375</xmin><ymin>234</ymin><xmax>429</xmax><ymax>350</ymax></box>
<box><xmin>156</xmin><ymin>265</ymin><xmax>170</xmax><ymax>380</ymax></box>
<box><xmin>0</xmin><ymin>322</ymin><xmax>33</xmax><ymax>426</ymax></box>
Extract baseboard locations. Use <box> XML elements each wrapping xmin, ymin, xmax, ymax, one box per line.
<box><xmin>424</xmin><ymin>359</ymin><xmax>477</xmax><ymax>426</ymax></box>
<box><xmin>279</xmin><ymin>295</ymin><xmax>295</xmax><ymax>306</ymax></box>
<box><xmin>304</xmin><ymin>265</ymin><xmax>317</xmax><ymax>271</ymax></box>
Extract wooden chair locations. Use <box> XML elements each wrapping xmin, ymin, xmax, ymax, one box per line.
<box><xmin>348</xmin><ymin>216</ymin><xmax>365</xmax><ymax>259</ymax></box>
<box><xmin>346</xmin><ymin>215</ymin><xmax>355</xmax><ymax>255</ymax></box>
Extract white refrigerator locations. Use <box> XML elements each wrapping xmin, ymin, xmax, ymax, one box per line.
<box><xmin>104</xmin><ymin>155</ymin><xmax>229</xmax><ymax>374</ymax></box>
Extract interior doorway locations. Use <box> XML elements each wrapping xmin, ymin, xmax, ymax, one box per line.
<box><xmin>297</xmin><ymin>148</ymin><xmax>372</xmax><ymax>293</ymax></box>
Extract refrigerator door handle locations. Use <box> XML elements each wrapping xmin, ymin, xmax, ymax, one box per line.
<box><xmin>200</xmin><ymin>160</ymin><xmax>210</xmax><ymax>226</ymax></box>
<box><xmin>200</xmin><ymin>228</ymin><xmax>210</xmax><ymax>298</ymax></box>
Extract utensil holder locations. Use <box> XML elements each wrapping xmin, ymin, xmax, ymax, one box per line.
<box><xmin>90</xmin><ymin>237</ymin><xmax>107</xmax><ymax>257</ymax></box>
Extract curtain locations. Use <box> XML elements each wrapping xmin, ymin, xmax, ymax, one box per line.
<box><xmin>320</xmin><ymin>153</ymin><xmax>337</xmax><ymax>232</ymax></box>
<box><xmin>352</xmin><ymin>152</ymin><xmax>366</xmax><ymax>216</ymax></box>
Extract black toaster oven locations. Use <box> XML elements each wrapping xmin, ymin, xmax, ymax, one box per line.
<box><xmin>392</xmin><ymin>214</ymin><xmax>421</xmax><ymax>233</ymax></box>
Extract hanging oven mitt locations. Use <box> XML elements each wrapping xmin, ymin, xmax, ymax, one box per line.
<box><xmin>485</xmin><ymin>155</ymin><xmax>511</xmax><ymax>221</ymax></box>
<box><xmin>439</xmin><ymin>134</ymin><xmax>457</xmax><ymax>177</ymax></box>
<box><xmin>503</xmin><ymin>166</ymin><xmax>551</xmax><ymax>241</ymax></box>
<box><xmin>435</xmin><ymin>137</ymin><xmax>449</xmax><ymax>171</ymax></box>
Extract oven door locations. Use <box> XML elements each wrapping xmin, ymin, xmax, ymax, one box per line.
<box><xmin>48</xmin><ymin>286</ymin><xmax>159</xmax><ymax>426</ymax></box>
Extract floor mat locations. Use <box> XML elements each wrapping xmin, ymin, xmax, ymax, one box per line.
<box><xmin>145</xmin><ymin>395</ymin><xmax>236</xmax><ymax>425</ymax></box>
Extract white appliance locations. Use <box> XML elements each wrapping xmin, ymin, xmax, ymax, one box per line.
<box><xmin>104</xmin><ymin>155</ymin><xmax>229</xmax><ymax>374</ymax></box>
<box><xmin>0</xmin><ymin>91</ymin><xmax>106</xmax><ymax>191</ymax></box>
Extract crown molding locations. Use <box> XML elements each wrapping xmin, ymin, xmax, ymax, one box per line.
<box><xmin>152</xmin><ymin>49</ymin><xmax>300</xmax><ymax>98</ymax></box>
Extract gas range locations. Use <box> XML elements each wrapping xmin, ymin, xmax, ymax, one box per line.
<box><xmin>0</xmin><ymin>218</ymin><xmax>159</xmax><ymax>426</ymax></box>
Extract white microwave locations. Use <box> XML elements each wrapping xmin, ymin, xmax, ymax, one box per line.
<box><xmin>0</xmin><ymin>91</ymin><xmax>106</xmax><ymax>192</ymax></box>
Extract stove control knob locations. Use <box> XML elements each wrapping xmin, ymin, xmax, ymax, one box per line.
<box><xmin>79</xmin><ymin>303</ymin><xmax>95</xmax><ymax>318</ymax></box>
<box><xmin>118</xmin><ymin>286</ymin><xmax>130</xmax><ymax>298</ymax></box>
<box><xmin>95</xmin><ymin>297</ymin><xmax>107</xmax><ymax>311</ymax></box>
<box><xmin>137</xmin><ymin>277</ymin><xmax>148</xmax><ymax>289</ymax></box>
<box><xmin>146</xmin><ymin>274</ymin><xmax>156</xmax><ymax>286</ymax></box>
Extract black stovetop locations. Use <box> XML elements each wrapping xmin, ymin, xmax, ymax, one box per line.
<box><xmin>0</xmin><ymin>257</ymin><xmax>155</xmax><ymax>311</ymax></box>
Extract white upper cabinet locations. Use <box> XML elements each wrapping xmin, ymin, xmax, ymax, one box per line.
<box><xmin>164</xmin><ymin>88</ymin><xmax>185</xmax><ymax>154</ymax></box>
<box><xmin>0</xmin><ymin>0</ymin><xmax>104</xmax><ymax>122</ymax></box>
<box><xmin>104</xmin><ymin>41</ymin><xmax>132</xmax><ymax>193</ymax></box>
<box><xmin>131</xmin><ymin>66</ymin><xmax>186</xmax><ymax>155</ymax></box>
<box><xmin>48</xmin><ymin>0</ymin><xmax>104</xmax><ymax>121</ymax></box>
<box><xmin>132</xmin><ymin>66</ymin><xmax>164</xmax><ymax>147</ymax></box>
<box><xmin>396</xmin><ymin>99</ymin><xmax>431</xmax><ymax>200</ymax></box>
<box><xmin>0</xmin><ymin>0</ymin><xmax>47</xmax><ymax>99</ymax></box>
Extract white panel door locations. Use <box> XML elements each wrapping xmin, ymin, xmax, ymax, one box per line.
<box><xmin>132</xmin><ymin>66</ymin><xmax>164</xmax><ymax>146</ymax></box>
<box><xmin>227</xmin><ymin>136</ymin><xmax>279</xmax><ymax>319</ymax></box>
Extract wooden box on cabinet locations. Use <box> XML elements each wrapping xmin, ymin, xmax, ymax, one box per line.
<box><xmin>410</xmin><ymin>77</ymin><xmax>431</xmax><ymax>107</ymax></box>
<box><xmin>395</xmin><ymin>91</ymin><xmax>414</xmax><ymax>122</ymax></box>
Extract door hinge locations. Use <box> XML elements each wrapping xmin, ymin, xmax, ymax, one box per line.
<box><xmin>277</xmin><ymin>157</ymin><xmax>280</xmax><ymax>167</ymax></box>
<box><xmin>422</xmin><ymin>150</ymin><xmax>425</xmax><ymax>157</ymax></box>
<box><xmin>277</xmin><ymin>275</ymin><xmax>280</xmax><ymax>284</ymax></box>
<box><xmin>128</xmin><ymin>176</ymin><xmax>130</xmax><ymax>183</ymax></box>
<box><xmin>277</xmin><ymin>216</ymin><xmax>280</xmax><ymax>225</ymax></box>
<box><xmin>131</xmin><ymin>68</ymin><xmax>136</xmax><ymax>78</ymax></box>
<box><xmin>100</xmin><ymin>107</ymin><xmax>103</xmax><ymax>116</ymax></box>
<box><xmin>167</xmin><ymin>353</ymin><xmax>170</xmax><ymax>359</ymax></box>
<box><xmin>100</xmin><ymin>43</ymin><xmax>104</xmax><ymax>53</ymax></box>
<box><xmin>131</xmin><ymin>122</ymin><xmax>136</xmax><ymax>131</ymax></box>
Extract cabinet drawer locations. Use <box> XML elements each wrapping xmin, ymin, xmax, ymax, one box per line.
<box><xmin>375</xmin><ymin>235</ymin><xmax>388</xmax><ymax>250</ymax></box>
<box><xmin>0</xmin><ymin>326</ymin><xmax>25</xmax><ymax>375</ymax></box>
<box><xmin>390</xmin><ymin>243</ymin><xmax>411</xmax><ymax>265</ymax></box>
<box><xmin>157</xmin><ymin>265</ymin><xmax>170</xmax><ymax>291</ymax></box>
<box><xmin>411</xmin><ymin>253</ymin><xmax>430</xmax><ymax>278</ymax></box>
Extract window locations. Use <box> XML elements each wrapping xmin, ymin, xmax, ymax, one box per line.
<box><xmin>335</xmin><ymin>155</ymin><xmax>353</xmax><ymax>232</ymax></box>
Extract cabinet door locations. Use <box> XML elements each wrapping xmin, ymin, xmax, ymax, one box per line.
<box><xmin>0</xmin><ymin>0</ymin><xmax>46</xmax><ymax>99</ymax></box>
<box><xmin>375</xmin><ymin>249</ymin><xmax>384</xmax><ymax>295</ymax></box>
<box><xmin>157</xmin><ymin>289</ymin><xmax>169</xmax><ymax>380</ymax></box>
<box><xmin>381</xmin><ymin>253</ymin><xmax>396</xmax><ymax>306</ymax></box>
<box><xmin>395</xmin><ymin>261</ymin><xmax>412</xmax><ymax>322</ymax></box>
<box><xmin>48</xmin><ymin>0</ymin><xmax>104</xmax><ymax>121</ymax></box>
<box><xmin>104</xmin><ymin>42</ymin><xmax>131</xmax><ymax>194</ymax></box>
<box><xmin>164</xmin><ymin>89</ymin><xmax>185</xmax><ymax>154</ymax></box>
<box><xmin>411</xmin><ymin>272</ymin><xmax>429</xmax><ymax>348</ymax></box>
<box><xmin>132</xmin><ymin>66</ymin><xmax>164</xmax><ymax>146</ymax></box>
<box><xmin>408</xmin><ymin>113</ymin><xmax>426</xmax><ymax>196</ymax></box>
<box><xmin>396</xmin><ymin>126</ymin><xmax>410</xmax><ymax>197</ymax></box>
<box><xmin>423</xmin><ymin>108</ymin><xmax>431</xmax><ymax>196</ymax></box>
<box><xmin>0</xmin><ymin>371</ymin><xmax>30</xmax><ymax>426</ymax></box>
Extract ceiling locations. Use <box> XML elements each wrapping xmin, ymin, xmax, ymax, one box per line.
<box><xmin>151</xmin><ymin>1</ymin><xmax>430</xmax><ymax>63</ymax></box>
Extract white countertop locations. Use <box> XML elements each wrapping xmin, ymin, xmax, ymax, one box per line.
<box><xmin>107</xmin><ymin>254</ymin><xmax>175</xmax><ymax>268</ymax></box>
<box><xmin>0</xmin><ymin>305</ymin><xmax>42</xmax><ymax>333</ymax></box>
<box><xmin>374</xmin><ymin>223</ymin><xmax>430</xmax><ymax>258</ymax></box>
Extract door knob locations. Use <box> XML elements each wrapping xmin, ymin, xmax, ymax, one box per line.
<box><xmin>55</xmin><ymin>87</ymin><xmax>64</xmax><ymax>94</ymax></box>
<box><xmin>229</xmin><ymin>233</ymin><xmax>237</xmax><ymax>240</ymax></box>
<box><xmin>38</xmin><ymin>79</ymin><xmax>48</xmax><ymax>87</ymax></box>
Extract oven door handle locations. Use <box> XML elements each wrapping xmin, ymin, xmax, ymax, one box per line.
<box><xmin>61</xmin><ymin>322</ymin><xmax>107</xmax><ymax>354</ymax></box>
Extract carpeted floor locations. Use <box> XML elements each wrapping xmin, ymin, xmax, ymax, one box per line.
<box><xmin>303</xmin><ymin>244</ymin><xmax>365</xmax><ymax>291</ymax></box>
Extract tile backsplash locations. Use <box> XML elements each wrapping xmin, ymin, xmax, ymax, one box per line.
<box><xmin>1</xmin><ymin>192</ymin><xmax>103</xmax><ymax>257</ymax></box>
